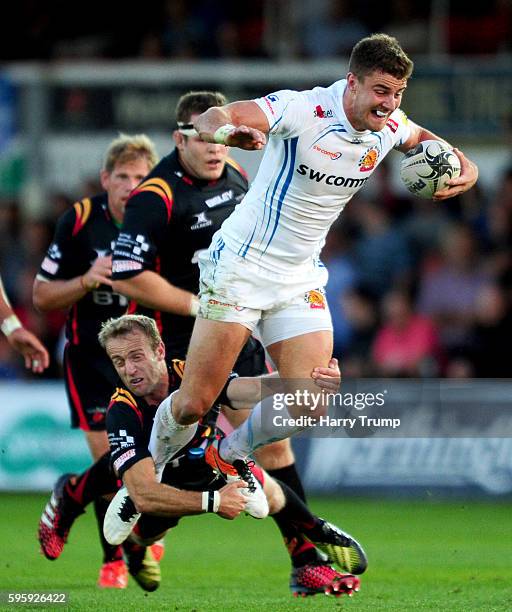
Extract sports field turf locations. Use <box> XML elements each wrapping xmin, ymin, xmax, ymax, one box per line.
<box><xmin>1</xmin><ymin>494</ymin><xmax>511</xmax><ymax>611</ymax></box>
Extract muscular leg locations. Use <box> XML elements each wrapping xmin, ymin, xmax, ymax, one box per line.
<box><xmin>172</xmin><ymin>318</ymin><xmax>251</xmax><ymax>423</ymax></box>
<box><xmin>220</xmin><ymin>330</ymin><xmax>333</xmax><ymax>462</ymax></box>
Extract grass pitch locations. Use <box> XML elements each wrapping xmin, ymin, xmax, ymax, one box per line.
<box><xmin>1</xmin><ymin>494</ymin><xmax>511</xmax><ymax>611</ymax></box>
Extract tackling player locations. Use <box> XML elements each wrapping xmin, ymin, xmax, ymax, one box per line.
<box><xmin>111</xmin><ymin>92</ymin><xmax>316</xmax><ymax>538</ymax></box>
<box><xmin>33</xmin><ymin>135</ymin><xmax>158</xmax><ymax>588</ymax></box>
<box><xmin>38</xmin><ymin>314</ymin><xmax>366</xmax><ymax>597</ymax></box>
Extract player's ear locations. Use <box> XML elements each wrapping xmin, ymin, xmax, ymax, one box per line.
<box><xmin>173</xmin><ymin>130</ymin><xmax>184</xmax><ymax>149</ymax></box>
<box><xmin>156</xmin><ymin>341</ymin><xmax>165</xmax><ymax>361</ymax></box>
<box><xmin>100</xmin><ymin>169</ymin><xmax>110</xmax><ymax>191</ymax></box>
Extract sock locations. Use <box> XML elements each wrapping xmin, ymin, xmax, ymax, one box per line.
<box><xmin>94</xmin><ymin>497</ymin><xmax>123</xmax><ymax>563</ymax></box>
<box><xmin>220</xmin><ymin>396</ymin><xmax>304</xmax><ymax>462</ymax></box>
<box><xmin>148</xmin><ymin>390</ymin><xmax>198</xmax><ymax>479</ymax></box>
<box><xmin>64</xmin><ymin>452</ymin><xmax>119</xmax><ymax>508</ymax></box>
<box><xmin>271</xmin><ymin>480</ymin><xmax>324</xmax><ymax>568</ymax></box>
<box><xmin>266</xmin><ymin>463</ymin><xmax>307</xmax><ymax>503</ymax></box>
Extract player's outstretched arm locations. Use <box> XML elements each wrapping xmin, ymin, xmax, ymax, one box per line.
<box><xmin>226</xmin><ymin>357</ymin><xmax>341</xmax><ymax>410</ymax></box>
<box><xmin>0</xmin><ymin>275</ymin><xmax>49</xmax><ymax>372</ymax></box>
<box><xmin>194</xmin><ymin>101</ymin><xmax>268</xmax><ymax>150</ymax></box>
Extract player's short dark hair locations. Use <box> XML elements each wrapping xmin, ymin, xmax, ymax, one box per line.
<box><xmin>175</xmin><ymin>91</ymin><xmax>228</xmax><ymax>124</ymax></box>
<box><xmin>348</xmin><ymin>33</ymin><xmax>414</xmax><ymax>81</ymax></box>
<box><xmin>98</xmin><ymin>314</ymin><xmax>162</xmax><ymax>352</ymax></box>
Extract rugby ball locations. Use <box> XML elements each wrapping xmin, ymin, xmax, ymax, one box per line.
<box><xmin>400</xmin><ymin>140</ymin><xmax>461</xmax><ymax>199</ymax></box>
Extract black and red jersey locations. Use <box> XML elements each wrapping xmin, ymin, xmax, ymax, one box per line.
<box><xmin>37</xmin><ymin>194</ymin><xmax>128</xmax><ymax>347</ymax></box>
<box><xmin>111</xmin><ymin>150</ymin><xmax>248</xmax><ymax>355</ymax></box>
<box><xmin>106</xmin><ymin>358</ymin><xmax>230</xmax><ymax>479</ymax></box>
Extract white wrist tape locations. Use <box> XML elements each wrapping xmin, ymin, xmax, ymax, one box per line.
<box><xmin>213</xmin><ymin>124</ymin><xmax>235</xmax><ymax>144</ymax></box>
<box><xmin>1</xmin><ymin>314</ymin><xmax>22</xmax><ymax>337</ymax></box>
<box><xmin>190</xmin><ymin>297</ymin><xmax>200</xmax><ymax>317</ymax></box>
<box><xmin>201</xmin><ymin>490</ymin><xmax>220</xmax><ymax>513</ymax></box>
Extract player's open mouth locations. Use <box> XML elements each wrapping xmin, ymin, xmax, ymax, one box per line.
<box><xmin>373</xmin><ymin>110</ymin><xmax>387</xmax><ymax>118</ymax></box>
<box><xmin>131</xmin><ymin>377</ymin><xmax>143</xmax><ymax>386</ymax></box>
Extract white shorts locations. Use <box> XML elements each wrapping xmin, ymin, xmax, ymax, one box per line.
<box><xmin>198</xmin><ymin>246</ymin><xmax>332</xmax><ymax>346</ymax></box>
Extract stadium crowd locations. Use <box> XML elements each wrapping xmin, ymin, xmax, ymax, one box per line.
<box><xmin>1</xmin><ymin>161</ymin><xmax>511</xmax><ymax>381</ymax></box>
<box><xmin>4</xmin><ymin>1</ymin><xmax>511</xmax><ymax>61</ymax></box>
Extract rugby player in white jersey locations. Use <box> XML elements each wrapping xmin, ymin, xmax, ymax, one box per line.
<box><xmin>148</xmin><ymin>34</ymin><xmax>479</xmax><ymax>508</ymax></box>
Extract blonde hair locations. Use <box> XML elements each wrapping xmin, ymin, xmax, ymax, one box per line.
<box><xmin>98</xmin><ymin>314</ymin><xmax>162</xmax><ymax>351</ymax></box>
<box><xmin>103</xmin><ymin>133</ymin><xmax>158</xmax><ymax>173</ymax></box>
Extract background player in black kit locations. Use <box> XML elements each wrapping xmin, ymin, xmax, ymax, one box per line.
<box><xmin>38</xmin><ymin>314</ymin><xmax>365</xmax><ymax>596</ymax></box>
<box><xmin>111</xmin><ymin>92</ymin><xmax>311</xmax><ymax>527</ymax></box>
<box><xmin>33</xmin><ymin>134</ymin><xmax>158</xmax><ymax>588</ymax></box>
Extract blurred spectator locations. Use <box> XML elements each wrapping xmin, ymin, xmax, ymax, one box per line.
<box><xmin>417</xmin><ymin>223</ymin><xmax>489</xmax><ymax>351</ymax></box>
<box><xmin>351</xmin><ymin>198</ymin><xmax>412</xmax><ymax>298</ymax></box>
<box><xmin>301</xmin><ymin>0</ymin><xmax>370</xmax><ymax>58</ymax></box>
<box><xmin>448</xmin><ymin>1</ymin><xmax>512</xmax><ymax>54</ymax></box>
<box><xmin>382</xmin><ymin>0</ymin><xmax>429</xmax><ymax>54</ymax></box>
<box><xmin>467</xmin><ymin>283</ymin><xmax>512</xmax><ymax>377</ymax></box>
<box><xmin>322</xmin><ymin>229</ymin><xmax>358</xmax><ymax>355</ymax></box>
<box><xmin>372</xmin><ymin>287</ymin><xmax>441</xmax><ymax>377</ymax></box>
<box><xmin>340</xmin><ymin>286</ymin><xmax>379</xmax><ymax>377</ymax></box>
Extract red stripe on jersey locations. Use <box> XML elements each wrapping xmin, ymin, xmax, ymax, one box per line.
<box><xmin>127</xmin><ymin>300</ymin><xmax>137</xmax><ymax>314</ymax></box>
<box><xmin>108</xmin><ymin>390</ymin><xmax>143</xmax><ymax>425</ymax></box>
<box><xmin>65</xmin><ymin>345</ymin><xmax>89</xmax><ymax>431</ymax></box>
<box><xmin>71</xmin><ymin>303</ymin><xmax>79</xmax><ymax>345</ymax></box>
<box><xmin>130</xmin><ymin>178</ymin><xmax>174</xmax><ymax>222</ymax></box>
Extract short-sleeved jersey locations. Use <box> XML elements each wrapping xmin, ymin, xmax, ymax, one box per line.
<box><xmin>111</xmin><ymin>150</ymin><xmax>248</xmax><ymax>355</ymax></box>
<box><xmin>217</xmin><ymin>79</ymin><xmax>411</xmax><ymax>275</ymax></box>
<box><xmin>37</xmin><ymin>195</ymin><xmax>129</xmax><ymax>347</ymax></box>
<box><xmin>106</xmin><ymin>358</ymin><xmax>231</xmax><ymax>478</ymax></box>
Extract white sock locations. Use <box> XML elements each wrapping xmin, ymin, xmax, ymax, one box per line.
<box><xmin>219</xmin><ymin>395</ymin><xmax>305</xmax><ymax>463</ymax></box>
<box><xmin>148</xmin><ymin>390</ymin><xmax>197</xmax><ymax>480</ymax></box>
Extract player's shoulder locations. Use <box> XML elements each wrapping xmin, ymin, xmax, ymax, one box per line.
<box><xmin>128</xmin><ymin>154</ymin><xmax>175</xmax><ymax>212</ymax></box>
<box><xmin>108</xmin><ymin>386</ymin><xmax>142</xmax><ymax>415</ymax></box>
<box><xmin>224</xmin><ymin>157</ymin><xmax>249</xmax><ymax>183</ymax></box>
<box><xmin>61</xmin><ymin>193</ymin><xmax>106</xmax><ymax>236</ymax></box>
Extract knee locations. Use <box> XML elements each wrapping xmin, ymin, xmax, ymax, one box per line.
<box><xmin>173</xmin><ymin>393</ymin><xmax>212</xmax><ymax>424</ymax></box>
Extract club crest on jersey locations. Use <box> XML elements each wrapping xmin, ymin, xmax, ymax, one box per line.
<box><xmin>304</xmin><ymin>289</ymin><xmax>326</xmax><ymax>309</ymax></box>
<box><xmin>314</xmin><ymin>105</ymin><xmax>333</xmax><ymax>119</ymax></box>
<box><xmin>358</xmin><ymin>147</ymin><xmax>379</xmax><ymax>172</ymax></box>
<box><xmin>191</xmin><ymin>212</ymin><xmax>212</xmax><ymax>230</ymax></box>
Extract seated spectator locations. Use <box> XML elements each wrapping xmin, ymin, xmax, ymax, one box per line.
<box><xmin>372</xmin><ymin>288</ymin><xmax>440</xmax><ymax>377</ymax></box>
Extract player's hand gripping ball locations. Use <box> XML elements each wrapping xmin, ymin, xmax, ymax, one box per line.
<box><xmin>400</xmin><ymin>140</ymin><xmax>461</xmax><ymax>199</ymax></box>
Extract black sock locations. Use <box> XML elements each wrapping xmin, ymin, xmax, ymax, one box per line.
<box><xmin>64</xmin><ymin>452</ymin><xmax>119</xmax><ymax>508</ymax></box>
<box><xmin>266</xmin><ymin>463</ymin><xmax>307</xmax><ymax>502</ymax></box>
<box><xmin>271</xmin><ymin>479</ymin><xmax>324</xmax><ymax>568</ymax></box>
<box><xmin>94</xmin><ymin>497</ymin><xmax>123</xmax><ymax>563</ymax></box>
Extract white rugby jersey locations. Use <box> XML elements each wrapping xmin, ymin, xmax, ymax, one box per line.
<box><xmin>216</xmin><ymin>79</ymin><xmax>411</xmax><ymax>274</ymax></box>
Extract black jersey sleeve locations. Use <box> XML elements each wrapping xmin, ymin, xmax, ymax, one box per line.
<box><xmin>112</xmin><ymin>178</ymin><xmax>173</xmax><ymax>280</ymax></box>
<box><xmin>106</xmin><ymin>388</ymin><xmax>152</xmax><ymax>477</ymax></box>
<box><xmin>37</xmin><ymin>206</ymin><xmax>78</xmax><ymax>281</ymax></box>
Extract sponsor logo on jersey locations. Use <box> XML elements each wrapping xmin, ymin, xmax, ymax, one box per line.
<box><xmin>296</xmin><ymin>164</ymin><xmax>369</xmax><ymax>189</ymax></box>
<box><xmin>351</xmin><ymin>137</ymin><xmax>363</xmax><ymax>144</ymax></box>
<box><xmin>358</xmin><ymin>147</ymin><xmax>379</xmax><ymax>172</ymax></box>
<box><xmin>386</xmin><ymin>118</ymin><xmax>398</xmax><ymax>133</ymax></box>
<box><xmin>313</xmin><ymin>105</ymin><xmax>333</xmax><ymax>119</ymax></box>
<box><xmin>191</xmin><ymin>212</ymin><xmax>212</xmax><ymax>230</ymax></box>
<box><xmin>112</xmin><ymin>260</ymin><xmax>143</xmax><ymax>273</ymax></box>
<box><xmin>304</xmin><ymin>289</ymin><xmax>326</xmax><ymax>309</ymax></box>
<box><xmin>264</xmin><ymin>96</ymin><xmax>277</xmax><ymax>115</ymax></box>
<box><xmin>113</xmin><ymin>448</ymin><xmax>136</xmax><ymax>471</ymax></box>
<box><xmin>108</xmin><ymin>429</ymin><xmax>135</xmax><ymax>449</ymax></box>
<box><xmin>205</xmin><ymin>190</ymin><xmax>234</xmax><ymax>208</ymax></box>
<box><xmin>48</xmin><ymin>243</ymin><xmax>62</xmax><ymax>260</ymax></box>
<box><xmin>208</xmin><ymin>298</ymin><xmax>245</xmax><ymax>312</ymax></box>
<box><xmin>312</xmin><ymin>144</ymin><xmax>342</xmax><ymax>160</ymax></box>
<box><xmin>41</xmin><ymin>256</ymin><xmax>59</xmax><ymax>275</ymax></box>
